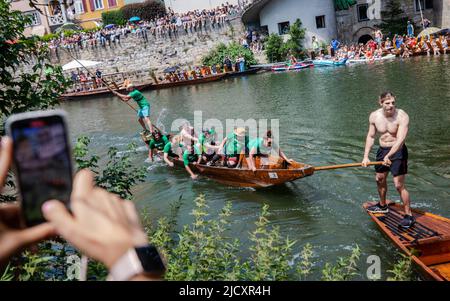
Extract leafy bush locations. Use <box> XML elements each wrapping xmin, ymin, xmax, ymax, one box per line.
<box><xmin>41</xmin><ymin>33</ymin><xmax>59</xmax><ymax>42</ymax></box>
<box><xmin>102</xmin><ymin>10</ymin><xmax>126</xmax><ymax>26</ymax></box>
<box><xmin>201</xmin><ymin>42</ymin><xmax>257</xmax><ymax>68</ymax></box>
<box><xmin>264</xmin><ymin>19</ymin><xmax>307</xmax><ymax>62</ymax></box>
<box><xmin>121</xmin><ymin>0</ymin><xmax>166</xmax><ymax>21</ymax></box>
<box><xmin>265</xmin><ymin>33</ymin><xmax>285</xmax><ymax>63</ymax></box>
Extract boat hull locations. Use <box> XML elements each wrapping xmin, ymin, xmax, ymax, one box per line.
<box><xmin>364</xmin><ymin>201</ymin><xmax>450</xmax><ymax>281</ymax></box>
<box><xmin>172</xmin><ymin>158</ymin><xmax>314</xmax><ymax>188</ymax></box>
<box><xmin>150</xmin><ymin>74</ymin><xmax>226</xmax><ymax>90</ymax></box>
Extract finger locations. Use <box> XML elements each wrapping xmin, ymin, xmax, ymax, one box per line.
<box><xmin>15</xmin><ymin>223</ymin><xmax>56</xmax><ymax>247</ymax></box>
<box><xmin>42</xmin><ymin>200</ymin><xmax>79</xmax><ymax>239</ymax></box>
<box><xmin>71</xmin><ymin>169</ymin><xmax>94</xmax><ymax>202</ymax></box>
<box><xmin>0</xmin><ymin>137</ymin><xmax>13</xmax><ymax>189</ymax></box>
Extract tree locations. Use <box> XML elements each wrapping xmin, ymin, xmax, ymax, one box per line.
<box><xmin>0</xmin><ymin>1</ymin><xmax>70</xmax><ymax>129</ymax></box>
<box><xmin>264</xmin><ymin>19</ymin><xmax>307</xmax><ymax>62</ymax></box>
<box><xmin>282</xmin><ymin>19</ymin><xmax>306</xmax><ymax>59</ymax></box>
<box><xmin>102</xmin><ymin>10</ymin><xmax>126</xmax><ymax>26</ymax></box>
<box><xmin>264</xmin><ymin>34</ymin><xmax>285</xmax><ymax>63</ymax></box>
<box><xmin>121</xmin><ymin>0</ymin><xmax>166</xmax><ymax>21</ymax></box>
<box><xmin>201</xmin><ymin>42</ymin><xmax>257</xmax><ymax>68</ymax></box>
<box><xmin>378</xmin><ymin>0</ymin><xmax>409</xmax><ymax>37</ymax></box>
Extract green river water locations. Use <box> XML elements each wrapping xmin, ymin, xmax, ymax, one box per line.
<box><xmin>60</xmin><ymin>55</ymin><xmax>450</xmax><ymax>280</ymax></box>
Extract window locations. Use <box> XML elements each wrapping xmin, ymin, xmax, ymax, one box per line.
<box><xmin>108</xmin><ymin>0</ymin><xmax>117</xmax><ymax>7</ymax></box>
<box><xmin>74</xmin><ymin>0</ymin><xmax>84</xmax><ymax>14</ymax></box>
<box><xmin>278</xmin><ymin>21</ymin><xmax>290</xmax><ymax>35</ymax></box>
<box><xmin>94</xmin><ymin>0</ymin><xmax>104</xmax><ymax>10</ymax></box>
<box><xmin>23</xmin><ymin>11</ymin><xmax>41</xmax><ymax>27</ymax></box>
<box><xmin>357</xmin><ymin>4</ymin><xmax>369</xmax><ymax>21</ymax></box>
<box><xmin>315</xmin><ymin>15</ymin><xmax>326</xmax><ymax>29</ymax></box>
<box><xmin>415</xmin><ymin>0</ymin><xmax>433</xmax><ymax>11</ymax></box>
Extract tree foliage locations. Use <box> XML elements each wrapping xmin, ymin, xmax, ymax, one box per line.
<box><xmin>101</xmin><ymin>10</ymin><xmax>126</xmax><ymax>26</ymax></box>
<box><xmin>0</xmin><ymin>1</ymin><xmax>70</xmax><ymax>128</ymax></box>
<box><xmin>201</xmin><ymin>42</ymin><xmax>257</xmax><ymax>68</ymax></box>
<box><xmin>378</xmin><ymin>0</ymin><xmax>409</xmax><ymax>37</ymax></box>
<box><xmin>264</xmin><ymin>19</ymin><xmax>306</xmax><ymax>62</ymax></box>
<box><xmin>121</xmin><ymin>0</ymin><xmax>166</xmax><ymax>21</ymax></box>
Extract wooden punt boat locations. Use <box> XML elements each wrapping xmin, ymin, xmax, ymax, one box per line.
<box><xmin>61</xmin><ymin>82</ymin><xmax>154</xmax><ymax>100</ymax></box>
<box><xmin>223</xmin><ymin>67</ymin><xmax>261</xmax><ymax>77</ymax></box>
<box><xmin>364</xmin><ymin>201</ymin><xmax>450</xmax><ymax>281</ymax></box>
<box><xmin>150</xmin><ymin>73</ymin><xmax>226</xmax><ymax>90</ymax></box>
<box><xmin>172</xmin><ymin>156</ymin><xmax>314</xmax><ymax>188</ymax></box>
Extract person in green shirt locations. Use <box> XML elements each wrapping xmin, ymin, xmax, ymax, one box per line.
<box><xmin>113</xmin><ymin>83</ymin><xmax>154</xmax><ymax>133</ymax></box>
<box><xmin>163</xmin><ymin>135</ymin><xmax>182</xmax><ymax>167</ymax></box>
<box><xmin>246</xmin><ymin>130</ymin><xmax>294</xmax><ymax>172</ymax></box>
<box><xmin>197</xmin><ymin>128</ymin><xmax>219</xmax><ymax>162</ymax></box>
<box><xmin>182</xmin><ymin>144</ymin><xmax>202</xmax><ymax>180</ymax></box>
<box><xmin>147</xmin><ymin>131</ymin><xmax>169</xmax><ymax>162</ymax></box>
<box><xmin>208</xmin><ymin>127</ymin><xmax>246</xmax><ymax>168</ymax></box>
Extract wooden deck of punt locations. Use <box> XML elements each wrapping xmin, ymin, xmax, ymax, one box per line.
<box><xmin>364</xmin><ymin>201</ymin><xmax>450</xmax><ymax>281</ymax></box>
<box><xmin>149</xmin><ymin>73</ymin><xmax>226</xmax><ymax>90</ymax></box>
<box><xmin>172</xmin><ymin>157</ymin><xmax>314</xmax><ymax>188</ymax></box>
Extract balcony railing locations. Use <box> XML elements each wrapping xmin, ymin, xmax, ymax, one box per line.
<box><xmin>48</xmin><ymin>14</ymin><xmax>64</xmax><ymax>26</ymax></box>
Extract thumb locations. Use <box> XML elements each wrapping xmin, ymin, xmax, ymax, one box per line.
<box><xmin>42</xmin><ymin>200</ymin><xmax>77</xmax><ymax>238</ymax></box>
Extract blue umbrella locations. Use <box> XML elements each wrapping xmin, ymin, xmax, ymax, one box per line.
<box><xmin>104</xmin><ymin>24</ymin><xmax>115</xmax><ymax>29</ymax></box>
<box><xmin>129</xmin><ymin>16</ymin><xmax>141</xmax><ymax>22</ymax></box>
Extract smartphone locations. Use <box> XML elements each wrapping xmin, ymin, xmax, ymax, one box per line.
<box><xmin>5</xmin><ymin>110</ymin><xmax>73</xmax><ymax>226</ymax></box>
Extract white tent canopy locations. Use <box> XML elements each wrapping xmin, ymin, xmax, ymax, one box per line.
<box><xmin>62</xmin><ymin>60</ymin><xmax>102</xmax><ymax>71</ymax></box>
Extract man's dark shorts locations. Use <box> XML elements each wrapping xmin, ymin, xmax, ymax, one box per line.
<box><xmin>375</xmin><ymin>145</ymin><xmax>408</xmax><ymax>177</ymax></box>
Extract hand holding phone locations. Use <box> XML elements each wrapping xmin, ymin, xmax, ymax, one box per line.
<box><xmin>5</xmin><ymin>110</ymin><xmax>74</xmax><ymax>226</ymax></box>
<box><xmin>0</xmin><ymin>137</ymin><xmax>55</xmax><ymax>267</ymax></box>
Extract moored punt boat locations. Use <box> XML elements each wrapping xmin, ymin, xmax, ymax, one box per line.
<box><xmin>312</xmin><ymin>58</ymin><xmax>348</xmax><ymax>66</ymax></box>
<box><xmin>150</xmin><ymin>73</ymin><xmax>226</xmax><ymax>90</ymax></box>
<box><xmin>271</xmin><ymin>62</ymin><xmax>313</xmax><ymax>72</ymax></box>
<box><xmin>172</xmin><ymin>157</ymin><xmax>314</xmax><ymax>188</ymax></box>
<box><xmin>223</xmin><ymin>67</ymin><xmax>262</xmax><ymax>77</ymax></box>
<box><xmin>348</xmin><ymin>54</ymin><xmax>396</xmax><ymax>64</ymax></box>
<box><xmin>61</xmin><ymin>81</ymin><xmax>154</xmax><ymax>100</ymax></box>
<box><xmin>364</xmin><ymin>201</ymin><xmax>450</xmax><ymax>281</ymax></box>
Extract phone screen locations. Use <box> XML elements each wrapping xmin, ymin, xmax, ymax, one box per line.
<box><xmin>11</xmin><ymin>115</ymin><xmax>73</xmax><ymax>226</ymax></box>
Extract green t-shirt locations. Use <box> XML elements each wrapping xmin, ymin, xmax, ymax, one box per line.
<box><xmin>248</xmin><ymin>138</ymin><xmax>278</xmax><ymax>155</ymax></box>
<box><xmin>182</xmin><ymin>146</ymin><xmax>201</xmax><ymax>166</ymax></box>
<box><xmin>128</xmin><ymin>89</ymin><xmax>149</xmax><ymax>109</ymax></box>
<box><xmin>163</xmin><ymin>142</ymin><xmax>172</xmax><ymax>154</ymax></box>
<box><xmin>225</xmin><ymin>133</ymin><xmax>244</xmax><ymax>156</ymax></box>
<box><xmin>149</xmin><ymin>135</ymin><xmax>169</xmax><ymax>151</ymax></box>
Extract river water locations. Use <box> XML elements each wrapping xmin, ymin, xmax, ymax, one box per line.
<box><xmin>60</xmin><ymin>56</ymin><xmax>450</xmax><ymax>280</ymax></box>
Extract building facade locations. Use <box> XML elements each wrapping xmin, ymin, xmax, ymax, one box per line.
<box><xmin>242</xmin><ymin>0</ymin><xmax>449</xmax><ymax>46</ymax></box>
<box><xmin>336</xmin><ymin>0</ymin><xmax>449</xmax><ymax>44</ymax></box>
<box><xmin>11</xmin><ymin>0</ymin><xmax>53</xmax><ymax>36</ymax></box>
<box><xmin>242</xmin><ymin>0</ymin><xmax>338</xmax><ymax>47</ymax></box>
<box><xmin>72</xmin><ymin>0</ymin><xmax>126</xmax><ymax>29</ymax></box>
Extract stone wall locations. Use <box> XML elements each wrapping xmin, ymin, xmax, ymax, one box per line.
<box><xmin>48</xmin><ymin>17</ymin><xmax>246</xmax><ymax>78</ymax></box>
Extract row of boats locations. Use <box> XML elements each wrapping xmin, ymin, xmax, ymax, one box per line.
<box><xmin>269</xmin><ymin>54</ymin><xmax>397</xmax><ymax>72</ymax></box>
<box><xmin>61</xmin><ymin>68</ymin><xmax>261</xmax><ymax>100</ymax></box>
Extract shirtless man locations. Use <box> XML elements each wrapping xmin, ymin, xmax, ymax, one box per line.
<box><xmin>362</xmin><ymin>91</ymin><xmax>415</xmax><ymax>228</ymax></box>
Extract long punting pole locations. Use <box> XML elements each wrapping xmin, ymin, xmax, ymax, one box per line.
<box><xmin>313</xmin><ymin>161</ymin><xmax>383</xmax><ymax>171</ymax></box>
<box><xmin>62</xmin><ymin>49</ymin><xmax>138</xmax><ymax>113</ymax></box>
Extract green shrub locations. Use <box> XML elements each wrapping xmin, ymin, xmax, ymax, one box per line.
<box><xmin>102</xmin><ymin>10</ymin><xmax>126</xmax><ymax>26</ymax></box>
<box><xmin>265</xmin><ymin>33</ymin><xmax>285</xmax><ymax>63</ymax></box>
<box><xmin>201</xmin><ymin>42</ymin><xmax>257</xmax><ymax>68</ymax></box>
<box><xmin>121</xmin><ymin>0</ymin><xmax>166</xmax><ymax>21</ymax></box>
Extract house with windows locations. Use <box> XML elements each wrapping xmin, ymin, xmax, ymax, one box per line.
<box><xmin>163</xmin><ymin>0</ymin><xmax>239</xmax><ymax>13</ymax></box>
<box><xmin>10</xmin><ymin>0</ymin><xmax>53</xmax><ymax>36</ymax></box>
<box><xmin>241</xmin><ymin>0</ymin><xmax>338</xmax><ymax>48</ymax></box>
<box><xmin>71</xmin><ymin>0</ymin><xmax>126</xmax><ymax>29</ymax></box>
<box><xmin>242</xmin><ymin>0</ymin><xmax>449</xmax><ymax>46</ymax></box>
<box><xmin>336</xmin><ymin>0</ymin><xmax>449</xmax><ymax>44</ymax></box>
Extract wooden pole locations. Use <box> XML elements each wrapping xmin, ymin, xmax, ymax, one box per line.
<box><xmin>313</xmin><ymin>161</ymin><xmax>383</xmax><ymax>171</ymax></box>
